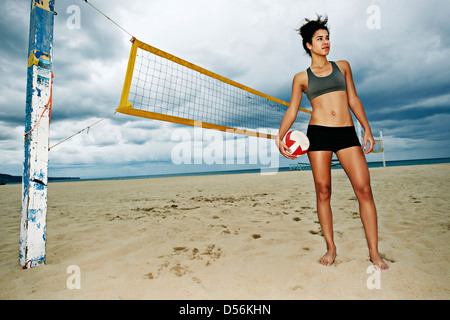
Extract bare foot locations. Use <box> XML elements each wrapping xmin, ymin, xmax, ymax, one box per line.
<box><xmin>370</xmin><ymin>252</ymin><xmax>389</xmax><ymax>270</ymax></box>
<box><xmin>319</xmin><ymin>248</ymin><xmax>336</xmax><ymax>266</ymax></box>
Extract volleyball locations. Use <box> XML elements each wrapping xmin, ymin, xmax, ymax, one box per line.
<box><xmin>283</xmin><ymin>130</ymin><xmax>310</xmax><ymax>157</ymax></box>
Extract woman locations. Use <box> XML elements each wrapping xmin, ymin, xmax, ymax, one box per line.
<box><xmin>276</xmin><ymin>15</ymin><xmax>388</xmax><ymax>270</ymax></box>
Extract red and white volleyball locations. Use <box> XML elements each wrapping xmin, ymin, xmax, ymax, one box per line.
<box><xmin>283</xmin><ymin>130</ymin><xmax>310</xmax><ymax>157</ymax></box>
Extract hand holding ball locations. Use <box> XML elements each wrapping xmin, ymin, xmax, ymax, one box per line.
<box><xmin>282</xmin><ymin>131</ymin><xmax>310</xmax><ymax>158</ymax></box>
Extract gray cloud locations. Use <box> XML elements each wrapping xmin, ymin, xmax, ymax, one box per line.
<box><xmin>1</xmin><ymin>0</ymin><xmax>449</xmax><ymax>178</ymax></box>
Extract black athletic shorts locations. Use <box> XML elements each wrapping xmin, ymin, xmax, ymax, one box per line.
<box><xmin>306</xmin><ymin>125</ymin><xmax>361</xmax><ymax>153</ymax></box>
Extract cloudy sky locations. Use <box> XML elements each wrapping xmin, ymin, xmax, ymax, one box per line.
<box><xmin>1</xmin><ymin>0</ymin><xmax>449</xmax><ymax>179</ymax></box>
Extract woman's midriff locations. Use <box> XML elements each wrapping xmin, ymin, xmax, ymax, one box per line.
<box><xmin>307</xmin><ymin>91</ymin><xmax>354</xmax><ymax>127</ymax></box>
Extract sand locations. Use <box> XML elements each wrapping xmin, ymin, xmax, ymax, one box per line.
<box><xmin>0</xmin><ymin>164</ymin><xmax>449</xmax><ymax>300</ymax></box>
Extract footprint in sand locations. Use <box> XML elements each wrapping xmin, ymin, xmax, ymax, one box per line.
<box><xmin>145</xmin><ymin>245</ymin><xmax>223</xmax><ymax>280</ymax></box>
<box><xmin>308</xmin><ymin>229</ymin><xmax>323</xmax><ymax>236</ymax></box>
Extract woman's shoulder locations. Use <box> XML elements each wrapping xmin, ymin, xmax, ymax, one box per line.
<box><xmin>293</xmin><ymin>69</ymin><xmax>308</xmax><ymax>82</ymax></box>
<box><xmin>292</xmin><ymin>70</ymin><xmax>308</xmax><ymax>90</ymax></box>
<box><xmin>334</xmin><ymin>60</ymin><xmax>351</xmax><ymax>70</ymax></box>
<box><xmin>334</xmin><ymin>60</ymin><xmax>353</xmax><ymax>77</ymax></box>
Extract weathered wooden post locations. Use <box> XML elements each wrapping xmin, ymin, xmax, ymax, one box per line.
<box><xmin>20</xmin><ymin>0</ymin><xmax>55</xmax><ymax>269</ymax></box>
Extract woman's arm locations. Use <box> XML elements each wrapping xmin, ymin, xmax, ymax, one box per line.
<box><xmin>276</xmin><ymin>72</ymin><xmax>305</xmax><ymax>159</ymax></box>
<box><xmin>340</xmin><ymin>60</ymin><xmax>374</xmax><ymax>154</ymax></box>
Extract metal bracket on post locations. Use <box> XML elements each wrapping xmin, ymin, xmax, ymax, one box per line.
<box><xmin>20</xmin><ymin>0</ymin><xmax>55</xmax><ymax>269</ymax></box>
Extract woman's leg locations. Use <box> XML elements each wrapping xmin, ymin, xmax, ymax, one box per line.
<box><xmin>336</xmin><ymin>146</ymin><xmax>389</xmax><ymax>270</ymax></box>
<box><xmin>307</xmin><ymin>150</ymin><xmax>336</xmax><ymax>266</ymax></box>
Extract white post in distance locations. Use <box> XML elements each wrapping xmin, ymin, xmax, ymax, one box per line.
<box><xmin>380</xmin><ymin>130</ymin><xmax>386</xmax><ymax>167</ymax></box>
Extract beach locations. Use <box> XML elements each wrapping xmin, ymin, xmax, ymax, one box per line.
<box><xmin>1</xmin><ymin>163</ymin><xmax>449</xmax><ymax>300</ymax></box>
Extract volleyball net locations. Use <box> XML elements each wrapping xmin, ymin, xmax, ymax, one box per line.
<box><xmin>116</xmin><ymin>38</ymin><xmax>311</xmax><ymax>140</ymax></box>
<box><xmin>371</xmin><ymin>139</ymin><xmax>384</xmax><ymax>153</ymax></box>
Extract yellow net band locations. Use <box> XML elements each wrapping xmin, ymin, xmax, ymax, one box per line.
<box><xmin>370</xmin><ymin>139</ymin><xmax>384</xmax><ymax>153</ymax></box>
<box><xmin>117</xmin><ymin>107</ymin><xmax>275</xmax><ymax>139</ymax></box>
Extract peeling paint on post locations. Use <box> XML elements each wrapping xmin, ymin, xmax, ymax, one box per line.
<box><xmin>20</xmin><ymin>0</ymin><xmax>55</xmax><ymax>269</ymax></box>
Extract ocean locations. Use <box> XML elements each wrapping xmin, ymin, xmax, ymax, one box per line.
<box><xmin>4</xmin><ymin>157</ymin><xmax>449</xmax><ymax>185</ymax></box>
<box><xmin>79</xmin><ymin>157</ymin><xmax>450</xmax><ymax>183</ymax></box>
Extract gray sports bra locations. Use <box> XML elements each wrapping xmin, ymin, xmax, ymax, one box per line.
<box><xmin>305</xmin><ymin>61</ymin><xmax>347</xmax><ymax>101</ymax></box>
